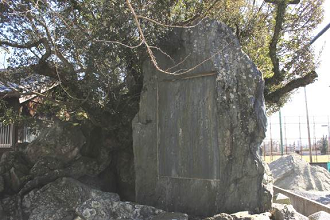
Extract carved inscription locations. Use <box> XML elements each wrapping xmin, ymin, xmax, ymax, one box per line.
<box><xmin>158</xmin><ymin>74</ymin><xmax>220</xmax><ymax>179</ymax></box>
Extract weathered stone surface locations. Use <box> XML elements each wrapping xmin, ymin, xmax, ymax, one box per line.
<box><xmin>76</xmin><ymin>198</ymin><xmax>165</xmax><ymax>220</ymax></box>
<box><xmin>0</xmin><ymin>151</ymin><xmax>32</xmax><ymax>193</ymax></box>
<box><xmin>0</xmin><ymin>203</ymin><xmax>5</xmax><ymax>219</ymax></box>
<box><xmin>204</xmin><ymin>212</ymin><xmax>271</xmax><ymax>220</ymax></box>
<box><xmin>230</xmin><ymin>211</ymin><xmax>271</xmax><ymax>220</ymax></box>
<box><xmin>114</xmin><ymin>148</ymin><xmax>136</xmax><ymax>201</ymax></box>
<box><xmin>15</xmin><ymin>142</ymin><xmax>29</xmax><ymax>152</ymax></box>
<box><xmin>133</xmin><ymin>19</ymin><xmax>272</xmax><ymax>216</ymax></box>
<box><xmin>152</xmin><ymin>212</ymin><xmax>188</xmax><ymax>220</ymax></box>
<box><xmin>1</xmin><ymin>195</ymin><xmax>21</xmax><ymax>220</ymax></box>
<box><xmin>269</xmin><ymin>155</ymin><xmax>330</xmax><ymax>191</ymax></box>
<box><xmin>75</xmin><ymin>190</ymin><xmax>188</xmax><ymax>220</ymax></box>
<box><xmin>18</xmin><ymin>177</ymin><xmax>187</xmax><ymax>220</ymax></box>
<box><xmin>24</xmin><ymin>122</ymin><xmax>85</xmax><ymax>164</ymax></box>
<box><xmin>204</xmin><ymin>213</ymin><xmax>234</xmax><ymax>220</ymax></box>
<box><xmin>22</xmin><ymin>177</ymin><xmax>106</xmax><ymax>220</ymax></box>
<box><xmin>0</xmin><ymin>175</ymin><xmax>4</xmax><ymax>193</ymax></box>
<box><xmin>30</xmin><ymin>156</ymin><xmax>66</xmax><ymax>177</ymax></box>
<box><xmin>308</xmin><ymin>211</ymin><xmax>330</xmax><ymax>220</ymax></box>
<box><xmin>272</xmin><ymin>203</ymin><xmax>308</xmax><ymax>220</ymax></box>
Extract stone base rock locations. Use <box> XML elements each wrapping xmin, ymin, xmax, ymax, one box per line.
<box><xmin>308</xmin><ymin>211</ymin><xmax>330</xmax><ymax>220</ymax></box>
<box><xmin>1</xmin><ymin>177</ymin><xmax>187</xmax><ymax>220</ymax></box>
<box><xmin>205</xmin><ymin>211</ymin><xmax>271</xmax><ymax>220</ymax></box>
<box><xmin>204</xmin><ymin>213</ymin><xmax>234</xmax><ymax>220</ymax></box>
<box><xmin>152</xmin><ymin>212</ymin><xmax>188</xmax><ymax>220</ymax></box>
<box><xmin>272</xmin><ymin>203</ymin><xmax>308</xmax><ymax>220</ymax></box>
<box><xmin>24</xmin><ymin>122</ymin><xmax>85</xmax><ymax>164</ymax></box>
<box><xmin>0</xmin><ymin>151</ymin><xmax>32</xmax><ymax>193</ymax></box>
<box><xmin>231</xmin><ymin>211</ymin><xmax>271</xmax><ymax>220</ymax></box>
<box><xmin>269</xmin><ymin>155</ymin><xmax>330</xmax><ymax>191</ymax></box>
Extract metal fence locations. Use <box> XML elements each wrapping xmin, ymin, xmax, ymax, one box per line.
<box><xmin>0</xmin><ymin>123</ymin><xmax>38</xmax><ymax>148</ymax></box>
<box><xmin>263</xmin><ymin>115</ymin><xmax>330</xmax><ymax>154</ymax></box>
<box><xmin>0</xmin><ymin>122</ymin><xmax>13</xmax><ymax>148</ymax></box>
<box><xmin>18</xmin><ymin>126</ymin><xmax>37</xmax><ymax>143</ymax></box>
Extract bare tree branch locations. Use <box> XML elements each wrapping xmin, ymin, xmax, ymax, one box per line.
<box><xmin>126</xmin><ymin>0</ymin><xmax>238</xmax><ymax>76</ymax></box>
<box><xmin>0</xmin><ymin>38</ymin><xmax>45</xmax><ymax>49</ymax></box>
<box><xmin>0</xmin><ymin>37</ymin><xmax>51</xmax><ymax>62</ymax></box>
<box><xmin>265</xmin><ymin>1</ymin><xmax>287</xmax><ymax>86</ymax></box>
<box><xmin>265</xmin><ymin>71</ymin><xmax>317</xmax><ymax>104</ymax></box>
<box><xmin>265</xmin><ymin>0</ymin><xmax>300</xmax><ymax>4</ymax></box>
<box><xmin>264</xmin><ymin>0</ymin><xmax>302</xmax><ymax>87</ymax></box>
<box><xmin>93</xmin><ymin>39</ymin><xmax>144</xmax><ymax>49</ymax></box>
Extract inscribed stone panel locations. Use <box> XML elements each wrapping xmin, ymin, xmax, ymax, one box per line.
<box><xmin>158</xmin><ymin>74</ymin><xmax>220</xmax><ymax>179</ymax></box>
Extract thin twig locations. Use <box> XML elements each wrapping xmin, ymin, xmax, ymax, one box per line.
<box><xmin>126</xmin><ymin>0</ymin><xmax>236</xmax><ymax>76</ymax></box>
<box><xmin>94</xmin><ymin>39</ymin><xmax>144</xmax><ymax>49</ymax></box>
<box><xmin>149</xmin><ymin>46</ymin><xmax>175</xmax><ymax>64</ymax></box>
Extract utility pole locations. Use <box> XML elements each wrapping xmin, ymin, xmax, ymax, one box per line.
<box><xmin>304</xmin><ymin>87</ymin><xmax>313</xmax><ymax>163</ymax></box>
<box><xmin>306</xmin><ymin>21</ymin><xmax>330</xmax><ymax>163</ymax></box>
<box><xmin>279</xmin><ymin>110</ymin><xmax>284</xmax><ymax>156</ymax></box>
<box><xmin>284</xmin><ymin>116</ymin><xmax>288</xmax><ymax>154</ymax></box>
<box><xmin>299</xmin><ymin>116</ymin><xmax>302</xmax><ymax>158</ymax></box>
<box><xmin>313</xmin><ymin>116</ymin><xmax>317</xmax><ymax>162</ymax></box>
<box><xmin>270</xmin><ymin>119</ymin><xmax>273</xmax><ymax>161</ymax></box>
<box><xmin>296</xmin><ymin>20</ymin><xmax>330</xmax><ymax>163</ymax></box>
<box><xmin>328</xmin><ymin>116</ymin><xmax>330</xmax><ymax>156</ymax></box>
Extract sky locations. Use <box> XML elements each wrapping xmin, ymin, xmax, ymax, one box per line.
<box><xmin>265</xmin><ymin>0</ymin><xmax>330</xmax><ymax>147</ymax></box>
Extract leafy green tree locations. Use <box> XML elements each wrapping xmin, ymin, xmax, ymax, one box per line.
<box><xmin>0</xmin><ymin>0</ymin><xmax>325</xmax><ymax>128</ymax></box>
<box><xmin>318</xmin><ymin>136</ymin><xmax>328</xmax><ymax>155</ymax></box>
<box><xmin>210</xmin><ymin>0</ymin><xmax>324</xmax><ymax>112</ymax></box>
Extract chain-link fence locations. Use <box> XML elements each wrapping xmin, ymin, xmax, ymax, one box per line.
<box><xmin>262</xmin><ymin>115</ymin><xmax>330</xmax><ymax>162</ymax></box>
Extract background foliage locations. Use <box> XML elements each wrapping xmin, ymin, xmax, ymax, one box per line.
<box><xmin>0</xmin><ymin>0</ymin><xmax>325</xmax><ymax>128</ymax></box>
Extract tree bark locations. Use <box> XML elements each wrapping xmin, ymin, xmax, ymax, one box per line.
<box><xmin>265</xmin><ymin>71</ymin><xmax>317</xmax><ymax>104</ymax></box>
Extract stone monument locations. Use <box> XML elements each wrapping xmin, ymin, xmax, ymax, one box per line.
<box><xmin>133</xmin><ymin>20</ymin><xmax>272</xmax><ymax>217</ymax></box>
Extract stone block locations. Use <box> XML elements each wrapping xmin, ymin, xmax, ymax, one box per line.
<box><xmin>272</xmin><ymin>203</ymin><xmax>308</xmax><ymax>220</ymax></box>
<box><xmin>231</xmin><ymin>211</ymin><xmax>271</xmax><ymax>220</ymax></box>
<box><xmin>274</xmin><ymin>193</ymin><xmax>291</xmax><ymax>205</ymax></box>
<box><xmin>24</xmin><ymin>122</ymin><xmax>85</xmax><ymax>164</ymax></box>
<box><xmin>133</xmin><ymin>19</ymin><xmax>272</xmax><ymax>216</ymax></box>
<box><xmin>308</xmin><ymin>211</ymin><xmax>330</xmax><ymax>220</ymax></box>
<box><xmin>152</xmin><ymin>212</ymin><xmax>189</xmax><ymax>220</ymax></box>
